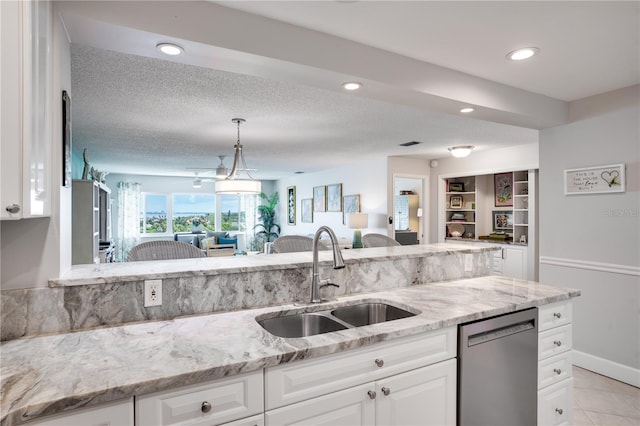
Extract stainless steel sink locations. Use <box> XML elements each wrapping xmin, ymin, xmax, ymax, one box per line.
<box><xmin>258</xmin><ymin>313</ymin><xmax>347</xmax><ymax>338</ymax></box>
<box><xmin>257</xmin><ymin>301</ymin><xmax>418</xmax><ymax>338</ymax></box>
<box><xmin>331</xmin><ymin>303</ymin><xmax>416</xmax><ymax>327</ymax></box>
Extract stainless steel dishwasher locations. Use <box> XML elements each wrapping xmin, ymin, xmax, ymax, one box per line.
<box><xmin>458</xmin><ymin>308</ymin><xmax>538</xmax><ymax>426</ymax></box>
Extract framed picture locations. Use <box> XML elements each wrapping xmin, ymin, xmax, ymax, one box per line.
<box><xmin>449</xmin><ymin>196</ymin><xmax>463</xmax><ymax>209</ymax></box>
<box><xmin>564</xmin><ymin>163</ymin><xmax>625</xmax><ymax>195</ymax></box>
<box><xmin>493</xmin><ymin>211</ymin><xmax>513</xmax><ymax>231</ymax></box>
<box><xmin>301</xmin><ymin>198</ymin><xmax>313</xmax><ymax>223</ymax></box>
<box><xmin>494</xmin><ymin>172</ymin><xmax>513</xmax><ymax>207</ymax></box>
<box><xmin>343</xmin><ymin>194</ymin><xmax>360</xmax><ymax>224</ymax></box>
<box><xmin>313</xmin><ymin>186</ymin><xmax>326</xmax><ymax>212</ymax></box>
<box><xmin>287</xmin><ymin>186</ymin><xmax>296</xmax><ymax>225</ymax></box>
<box><xmin>449</xmin><ymin>182</ymin><xmax>464</xmax><ymax>192</ymax></box>
<box><xmin>62</xmin><ymin>90</ymin><xmax>72</xmax><ymax>187</ymax></box>
<box><xmin>327</xmin><ymin>183</ymin><xmax>342</xmax><ymax>212</ymax></box>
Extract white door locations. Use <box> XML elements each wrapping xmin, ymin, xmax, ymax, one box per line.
<box><xmin>502</xmin><ymin>247</ymin><xmax>526</xmax><ymax>279</ymax></box>
<box><xmin>375</xmin><ymin>359</ymin><xmax>457</xmax><ymax>426</ymax></box>
<box><xmin>266</xmin><ymin>383</ymin><xmax>375</xmax><ymax>426</ymax></box>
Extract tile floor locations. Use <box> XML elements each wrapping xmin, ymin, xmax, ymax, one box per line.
<box><xmin>573</xmin><ymin>366</ymin><xmax>640</xmax><ymax>425</ymax></box>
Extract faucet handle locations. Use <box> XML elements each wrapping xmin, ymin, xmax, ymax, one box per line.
<box><xmin>319</xmin><ymin>279</ymin><xmax>340</xmax><ymax>289</ymax></box>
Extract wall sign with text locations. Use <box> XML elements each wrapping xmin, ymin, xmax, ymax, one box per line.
<box><xmin>564</xmin><ymin>163</ymin><xmax>625</xmax><ymax>195</ymax></box>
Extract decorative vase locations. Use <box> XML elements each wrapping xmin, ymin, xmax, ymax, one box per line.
<box><xmin>190</xmin><ymin>225</ymin><xmax>204</xmax><ymax>233</ymax></box>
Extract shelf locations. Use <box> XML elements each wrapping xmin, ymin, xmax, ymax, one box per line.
<box><xmin>446</xmin><ymin>221</ymin><xmax>475</xmax><ymax>225</ymax></box>
<box><xmin>446</xmin><ymin>209</ymin><xmax>476</xmax><ymax>212</ymax></box>
<box><xmin>446</xmin><ymin>191</ymin><xmax>475</xmax><ymax>195</ymax></box>
<box><xmin>514</xmin><ymin>223</ymin><xmax>529</xmax><ymax>227</ymax></box>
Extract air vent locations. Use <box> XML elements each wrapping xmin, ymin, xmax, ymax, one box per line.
<box><xmin>400</xmin><ymin>141</ymin><xmax>421</xmax><ymax>147</ymax></box>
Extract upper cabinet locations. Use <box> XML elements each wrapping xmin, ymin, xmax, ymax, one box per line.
<box><xmin>1</xmin><ymin>0</ymin><xmax>53</xmax><ymax>220</ymax></box>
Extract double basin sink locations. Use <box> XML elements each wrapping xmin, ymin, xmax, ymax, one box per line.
<box><xmin>257</xmin><ymin>301</ymin><xmax>418</xmax><ymax>338</ymax></box>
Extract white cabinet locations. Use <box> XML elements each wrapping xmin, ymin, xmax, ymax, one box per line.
<box><xmin>266</xmin><ymin>360</ymin><xmax>456</xmax><ymax>426</ymax></box>
<box><xmin>23</xmin><ymin>398</ymin><xmax>133</xmax><ymax>426</ymax></box>
<box><xmin>492</xmin><ymin>245</ymin><xmax>527</xmax><ymax>279</ymax></box>
<box><xmin>72</xmin><ymin>180</ymin><xmax>111</xmax><ymax>264</ymax></box>
<box><xmin>135</xmin><ymin>370</ymin><xmax>263</xmax><ymax>426</ymax></box>
<box><xmin>265</xmin><ymin>328</ymin><xmax>457</xmax><ymax>426</ymax></box>
<box><xmin>0</xmin><ymin>0</ymin><xmax>52</xmax><ymax>220</ymax></box>
<box><xmin>537</xmin><ymin>301</ymin><xmax>574</xmax><ymax>426</ymax></box>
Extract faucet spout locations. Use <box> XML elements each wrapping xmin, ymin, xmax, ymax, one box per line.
<box><xmin>310</xmin><ymin>226</ymin><xmax>345</xmax><ymax>303</ymax></box>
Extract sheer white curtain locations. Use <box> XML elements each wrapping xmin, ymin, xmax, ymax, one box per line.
<box><xmin>116</xmin><ymin>182</ymin><xmax>141</xmax><ymax>262</ymax></box>
<box><xmin>240</xmin><ymin>194</ymin><xmax>258</xmax><ymax>251</ymax></box>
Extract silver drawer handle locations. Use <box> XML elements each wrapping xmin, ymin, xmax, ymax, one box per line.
<box><xmin>368</xmin><ymin>390</ymin><xmax>377</xmax><ymax>399</ymax></box>
<box><xmin>553</xmin><ymin>312</ymin><xmax>562</xmax><ymax>319</ymax></box>
<box><xmin>555</xmin><ymin>408</ymin><xmax>563</xmax><ymax>415</ymax></box>
<box><xmin>553</xmin><ymin>340</ymin><xmax>562</xmax><ymax>347</ymax></box>
<box><xmin>374</xmin><ymin>358</ymin><xmax>384</xmax><ymax>367</ymax></box>
<box><xmin>381</xmin><ymin>387</ymin><xmax>391</xmax><ymax>396</ymax></box>
<box><xmin>5</xmin><ymin>204</ymin><xmax>20</xmax><ymax>214</ymax></box>
<box><xmin>201</xmin><ymin>401</ymin><xmax>212</xmax><ymax>413</ymax></box>
<box><xmin>554</xmin><ymin>368</ymin><xmax>562</xmax><ymax>375</ymax></box>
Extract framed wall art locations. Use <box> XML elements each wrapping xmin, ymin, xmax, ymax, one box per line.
<box><xmin>564</xmin><ymin>163</ymin><xmax>625</xmax><ymax>195</ymax></box>
<box><xmin>493</xmin><ymin>211</ymin><xmax>513</xmax><ymax>231</ymax></box>
<box><xmin>301</xmin><ymin>198</ymin><xmax>313</xmax><ymax>223</ymax></box>
<box><xmin>313</xmin><ymin>186</ymin><xmax>326</xmax><ymax>212</ymax></box>
<box><xmin>342</xmin><ymin>194</ymin><xmax>360</xmax><ymax>224</ymax></box>
<box><xmin>494</xmin><ymin>172</ymin><xmax>513</xmax><ymax>207</ymax></box>
<box><xmin>287</xmin><ymin>186</ymin><xmax>296</xmax><ymax>225</ymax></box>
<box><xmin>327</xmin><ymin>183</ymin><xmax>343</xmax><ymax>212</ymax></box>
<box><xmin>449</xmin><ymin>196</ymin><xmax>463</xmax><ymax>209</ymax></box>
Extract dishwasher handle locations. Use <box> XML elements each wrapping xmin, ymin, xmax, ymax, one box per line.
<box><xmin>467</xmin><ymin>320</ymin><xmax>535</xmax><ymax>347</ymax></box>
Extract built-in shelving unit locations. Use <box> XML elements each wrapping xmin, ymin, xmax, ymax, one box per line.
<box><xmin>444</xmin><ymin>176</ymin><xmax>476</xmax><ymax>239</ymax></box>
<box><xmin>72</xmin><ymin>180</ymin><xmax>112</xmax><ymax>264</ymax></box>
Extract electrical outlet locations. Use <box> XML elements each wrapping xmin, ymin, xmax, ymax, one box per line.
<box><xmin>464</xmin><ymin>254</ymin><xmax>473</xmax><ymax>272</ymax></box>
<box><xmin>144</xmin><ymin>279</ymin><xmax>162</xmax><ymax>307</ymax></box>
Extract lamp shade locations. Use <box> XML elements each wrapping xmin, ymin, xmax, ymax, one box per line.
<box><xmin>214</xmin><ymin>179</ymin><xmax>261</xmax><ymax>194</ymax></box>
<box><xmin>347</xmin><ymin>213</ymin><xmax>369</xmax><ymax>229</ymax></box>
<box><xmin>448</xmin><ymin>145</ymin><xmax>474</xmax><ymax>158</ymax></box>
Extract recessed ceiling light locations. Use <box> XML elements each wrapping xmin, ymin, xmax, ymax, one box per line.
<box><xmin>506</xmin><ymin>47</ymin><xmax>539</xmax><ymax>61</ymax></box>
<box><xmin>460</xmin><ymin>107</ymin><xmax>475</xmax><ymax>113</ymax></box>
<box><xmin>156</xmin><ymin>43</ymin><xmax>183</xmax><ymax>56</ymax></box>
<box><xmin>342</xmin><ymin>82</ymin><xmax>362</xmax><ymax>91</ymax></box>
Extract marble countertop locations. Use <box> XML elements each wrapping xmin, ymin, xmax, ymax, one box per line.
<box><xmin>51</xmin><ymin>242</ymin><xmax>498</xmax><ymax>287</ymax></box>
<box><xmin>1</xmin><ymin>275</ymin><xmax>579</xmax><ymax>426</ymax></box>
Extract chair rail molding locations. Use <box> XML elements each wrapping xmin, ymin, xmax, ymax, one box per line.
<box><xmin>539</xmin><ymin>256</ymin><xmax>640</xmax><ymax>277</ymax></box>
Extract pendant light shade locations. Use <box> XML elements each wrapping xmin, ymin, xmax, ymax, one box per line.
<box><xmin>215</xmin><ymin>118</ymin><xmax>262</xmax><ymax>195</ymax></box>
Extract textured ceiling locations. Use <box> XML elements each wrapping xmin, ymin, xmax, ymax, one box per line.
<box><xmin>71</xmin><ymin>45</ymin><xmax>537</xmax><ymax>179</ymax></box>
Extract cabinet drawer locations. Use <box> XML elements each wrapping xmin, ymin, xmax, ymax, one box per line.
<box><xmin>537</xmin><ymin>378</ymin><xmax>573</xmax><ymax>426</ymax></box>
<box><xmin>221</xmin><ymin>414</ymin><xmax>264</xmax><ymax>426</ymax></box>
<box><xmin>136</xmin><ymin>370</ymin><xmax>263</xmax><ymax>426</ymax></box>
<box><xmin>538</xmin><ymin>352</ymin><xmax>572</xmax><ymax>389</ymax></box>
<box><xmin>538</xmin><ymin>324</ymin><xmax>572</xmax><ymax>360</ymax></box>
<box><xmin>265</xmin><ymin>327</ymin><xmax>456</xmax><ymax>410</ymax></box>
<box><xmin>538</xmin><ymin>302</ymin><xmax>572</xmax><ymax>331</ymax></box>
<box><xmin>24</xmin><ymin>398</ymin><xmax>133</xmax><ymax>426</ymax></box>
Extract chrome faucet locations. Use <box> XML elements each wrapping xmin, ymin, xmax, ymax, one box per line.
<box><xmin>310</xmin><ymin>226</ymin><xmax>345</xmax><ymax>303</ymax></box>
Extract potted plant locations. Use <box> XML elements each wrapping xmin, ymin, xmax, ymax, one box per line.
<box><xmin>253</xmin><ymin>192</ymin><xmax>280</xmax><ymax>251</ymax></box>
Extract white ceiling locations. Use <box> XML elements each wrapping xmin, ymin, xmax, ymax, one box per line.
<box><xmin>61</xmin><ymin>1</ymin><xmax>639</xmax><ymax>180</ymax></box>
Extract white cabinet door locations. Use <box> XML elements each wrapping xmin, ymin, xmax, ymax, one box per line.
<box><xmin>221</xmin><ymin>414</ymin><xmax>264</xmax><ymax>426</ymax></box>
<box><xmin>538</xmin><ymin>378</ymin><xmax>573</xmax><ymax>426</ymax></box>
<box><xmin>502</xmin><ymin>246</ymin><xmax>526</xmax><ymax>279</ymax></box>
<box><xmin>265</xmin><ymin>383</ymin><xmax>375</xmax><ymax>426</ymax></box>
<box><xmin>375</xmin><ymin>359</ymin><xmax>456</xmax><ymax>426</ymax></box>
<box><xmin>23</xmin><ymin>398</ymin><xmax>133</xmax><ymax>426</ymax></box>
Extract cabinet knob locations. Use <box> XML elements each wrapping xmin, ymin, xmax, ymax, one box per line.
<box><xmin>555</xmin><ymin>408</ymin><xmax>563</xmax><ymax>415</ymax></box>
<box><xmin>554</xmin><ymin>368</ymin><xmax>562</xmax><ymax>375</ymax></box>
<box><xmin>553</xmin><ymin>312</ymin><xmax>562</xmax><ymax>319</ymax></box>
<box><xmin>553</xmin><ymin>340</ymin><xmax>562</xmax><ymax>347</ymax></box>
<box><xmin>374</xmin><ymin>358</ymin><xmax>384</xmax><ymax>368</ymax></box>
<box><xmin>201</xmin><ymin>401</ymin><xmax>212</xmax><ymax>413</ymax></box>
<box><xmin>367</xmin><ymin>390</ymin><xmax>377</xmax><ymax>400</ymax></box>
<box><xmin>381</xmin><ymin>387</ymin><xmax>391</xmax><ymax>396</ymax></box>
<box><xmin>5</xmin><ymin>204</ymin><xmax>20</xmax><ymax>214</ymax></box>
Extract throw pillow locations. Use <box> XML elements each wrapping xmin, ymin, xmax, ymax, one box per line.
<box><xmin>218</xmin><ymin>237</ymin><xmax>237</xmax><ymax>245</ymax></box>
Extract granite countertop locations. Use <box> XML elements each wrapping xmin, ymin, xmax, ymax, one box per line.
<box><xmin>50</xmin><ymin>242</ymin><xmax>497</xmax><ymax>287</ymax></box>
<box><xmin>1</xmin><ymin>275</ymin><xmax>579</xmax><ymax>426</ymax></box>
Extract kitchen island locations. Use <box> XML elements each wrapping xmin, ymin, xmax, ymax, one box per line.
<box><xmin>1</xmin><ymin>273</ymin><xmax>578</xmax><ymax>426</ymax></box>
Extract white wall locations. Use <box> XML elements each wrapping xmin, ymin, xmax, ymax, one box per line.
<box><xmin>0</xmin><ymin>7</ymin><xmax>71</xmax><ymax>290</ymax></box>
<box><xmin>427</xmin><ymin>143</ymin><xmax>539</xmax><ymax>243</ymax></box>
<box><xmin>539</xmin><ymin>85</ymin><xmax>639</xmax><ymax>386</ymax></box>
<box><xmin>276</xmin><ymin>157</ymin><xmax>388</xmax><ymax>240</ymax></box>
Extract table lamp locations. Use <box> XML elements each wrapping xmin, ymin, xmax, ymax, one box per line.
<box><xmin>347</xmin><ymin>213</ymin><xmax>368</xmax><ymax>249</ymax></box>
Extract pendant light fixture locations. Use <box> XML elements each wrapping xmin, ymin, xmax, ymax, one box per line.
<box><xmin>215</xmin><ymin>155</ymin><xmax>228</xmax><ymax>178</ymax></box>
<box><xmin>215</xmin><ymin>118</ymin><xmax>262</xmax><ymax>194</ymax></box>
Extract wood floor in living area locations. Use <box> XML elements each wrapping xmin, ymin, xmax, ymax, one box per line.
<box><xmin>573</xmin><ymin>366</ymin><xmax>640</xmax><ymax>425</ymax></box>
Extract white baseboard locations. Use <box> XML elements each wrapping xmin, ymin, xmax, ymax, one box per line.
<box><xmin>573</xmin><ymin>350</ymin><xmax>640</xmax><ymax>388</ymax></box>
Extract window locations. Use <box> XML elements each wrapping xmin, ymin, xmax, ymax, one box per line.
<box><xmin>172</xmin><ymin>194</ymin><xmax>215</xmax><ymax>232</ymax></box>
<box><xmin>140</xmin><ymin>193</ymin><xmax>168</xmax><ymax>233</ymax></box>
<box><xmin>220</xmin><ymin>195</ymin><xmax>243</xmax><ymax>231</ymax></box>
